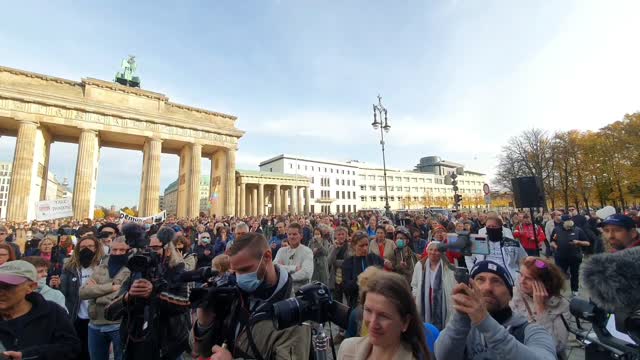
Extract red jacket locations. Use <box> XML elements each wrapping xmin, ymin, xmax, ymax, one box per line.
<box><xmin>514</xmin><ymin>223</ymin><xmax>546</xmax><ymax>251</ymax></box>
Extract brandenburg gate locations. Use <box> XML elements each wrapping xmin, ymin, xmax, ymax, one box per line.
<box><xmin>0</xmin><ymin>65</ymin><xmax>243</xmax><ymax>221</ymax></box>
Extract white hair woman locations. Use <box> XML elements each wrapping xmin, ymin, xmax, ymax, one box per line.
<box><xmin>411</xmin><ymin>241</ymin><xmax>456</xmax><ymax>330</ymax></box>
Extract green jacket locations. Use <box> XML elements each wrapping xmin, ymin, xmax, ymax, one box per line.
<box><xmin>79</xmin><ymin>257</ymin><xmax>131</xmax><ymax>326</ymax></box>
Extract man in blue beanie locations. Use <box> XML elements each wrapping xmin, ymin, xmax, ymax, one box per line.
<box><xmin>435</xmin><ymin>260</ymin><xmax>556</xmax><ymax>360</ymax></box>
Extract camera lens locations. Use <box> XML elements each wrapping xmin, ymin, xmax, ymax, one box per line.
<box><xmin>272</xmin><ymin>298</ymin><xmax>302</xmax><ymax>330</ymax></box>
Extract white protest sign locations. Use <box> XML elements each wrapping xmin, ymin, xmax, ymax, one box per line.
<box><xmin>35</xmin><ymin>198</ymin><xmax>73</xmax><ymax>221</ymax></box>
<box><xmin>118</xmin><ymin>210</ymin><xmax>166</xmax><ymax>224</ymax></box>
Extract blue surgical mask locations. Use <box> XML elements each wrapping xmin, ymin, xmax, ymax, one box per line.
<box><xmin>396</xmin><ymin>239</ymin><xmax>406</xmax><ymax>249</ymax></box>
<box><xmin>201</xmin><ymin>237</ymin><xmax>211</xmax><ymax>244</ymax></box>
<box><xmin>236</xmin><ymin>255</ymin><xmax>264</xmax><ymax>293</ymax></box>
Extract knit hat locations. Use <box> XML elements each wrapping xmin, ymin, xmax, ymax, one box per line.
<box><xmin>470</xmin><ymin>260</ymin><xmax>514</xmax><ymax>296</ymax></box>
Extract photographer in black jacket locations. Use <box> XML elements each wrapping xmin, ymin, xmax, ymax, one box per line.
<box><xmin>104</xmin><ymin>225</ymin><xmax>191</xmax><ymax>360</ymax></box>
<box><xmin>192</xmin><ymin>232</ymin><xmax>311</xmax><ymax>360</ymax></box>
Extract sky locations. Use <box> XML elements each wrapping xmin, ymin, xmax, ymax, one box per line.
<box><xmin>1</xmin><ymin>0</ymin><xmax>639</xmax><ymax>208</ymax></box>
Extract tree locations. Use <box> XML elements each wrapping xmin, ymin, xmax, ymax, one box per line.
<box><xmin>94</xmin><ymin>208</ymin><xmax>105</xmax><ymax>219</ymax></box>
<box><xmin>121</xmin><ymin>207</ymin><xmax>137</xmax><ymax>217</ymax></box>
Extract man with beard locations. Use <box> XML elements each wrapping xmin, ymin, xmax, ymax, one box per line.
<box><xmin>435</xmin><ymin>261</ymin><xmax>556</xmax><ymax>360</ymax></box>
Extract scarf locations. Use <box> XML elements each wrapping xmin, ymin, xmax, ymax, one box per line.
<box><xmin>421</xmin><ymin>259</ymin><xmax>447</xmax><ymax>330</ymax></box>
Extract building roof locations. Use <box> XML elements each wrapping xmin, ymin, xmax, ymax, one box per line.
<box><xmin>259</xmin><ymin>154</ymin><xmax>360</xmax><ymax>168</ymax></box>
<box><xmin>236</xmin><ymin>169</ymin><xmax>308</xmax><ymax>180</ymax></box>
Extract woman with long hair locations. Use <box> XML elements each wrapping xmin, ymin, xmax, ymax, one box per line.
<box><xmin>511</xmin><ymin>256</ymin><xmax>570</xmax><ymax>359</ymax></box>
<box><xmin>342</xmin><ymin>231</ymin><xmax>384</xmax><ymax>308</ymax></box>
<box><xmin>339</xmin><ymin>268</ymin><xmax>431</xmax><ymax>360</ymax></box>
<box><xmin>411</xmin><ymin>242</ymin><xmax>456</xmax><ymax>330</ymax></box>
<box><xmin>59</xmin><ymin>235</ymin><xmax>105</xmax><ymax>360</ymax></box>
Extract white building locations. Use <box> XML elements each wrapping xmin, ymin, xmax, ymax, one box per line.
<box><xmin>259</xmin><ymin>154</ymin><xmax>487</xmax><ymax>214</ymax></box>
<box><xmin>163</xmin><ymin>176</ymin><xmax>210</xmax><ymax>216</ymax></box>
<box><xmin>0</xmin><ymin>162</ymin><xmax>72</xmax><ymax>220</ymax></box>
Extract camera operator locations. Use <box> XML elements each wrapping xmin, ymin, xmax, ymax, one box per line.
<box><xmin>192</xmin><ymin>232</ymin><xmax>311</xmax><ymax>360</ymax></box>
<box><xmin>435</xmin><ymin>261</ymin><xmax>556</xmax><ymax>360</ymax></box>
<box><xmin>104</xmin><ymin>228</ymin><xmax>191</xmax><ymax>360</ymax></box>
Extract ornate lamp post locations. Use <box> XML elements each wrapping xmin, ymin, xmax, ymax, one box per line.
<box><xmin>371</xmin><ymin>95</ymin><xmax>392</xmax><ymax>218</ymax></box>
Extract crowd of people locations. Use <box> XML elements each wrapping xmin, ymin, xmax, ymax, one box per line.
<box><xmin>0</xmin><ymin>205</ymin><xmax>638</xmax><ymax>359</ymax></box>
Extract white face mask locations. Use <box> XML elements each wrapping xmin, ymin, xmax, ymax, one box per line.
<box><xmin>37</xmin><ymin>278</ymin><xmax>46</xmax><ymax>289</ymax></box>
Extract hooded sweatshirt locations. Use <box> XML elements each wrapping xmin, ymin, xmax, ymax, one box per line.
<box><xmin>435</xmin><ymin>311</ymin><xmax>556</xmax><ymax>360</ymax></box>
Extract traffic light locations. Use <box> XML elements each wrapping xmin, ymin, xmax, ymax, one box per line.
<box><xmin>454</xmin><ymin>194</ymin><xmax>463</xmax><ymax>205</ymax></box>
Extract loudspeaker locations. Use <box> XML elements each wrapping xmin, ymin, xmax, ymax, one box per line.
<box><xmin>511</xmin><ymin>176</ymin><xmax>545</xmax><ymax>208</ymax></box>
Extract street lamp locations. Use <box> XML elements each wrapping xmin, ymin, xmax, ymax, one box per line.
<box><xmin>372</xmin><ymin>95</ymin><xmax>392</xmax><ymax>218</ymax></box>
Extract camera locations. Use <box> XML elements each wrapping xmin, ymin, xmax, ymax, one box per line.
<box><xmin>272</xmin><ymin>282</ymin><xmax>351</xmax><ymax>330</ymax></box>
<box><xmin>568</xmin><ymin>298</ymin><xmax>639</xmax><ymax>360</ymax></box>
<box><xmin>437</xmin><ymin>232</ymin><xmax>489</xmax><ymax>257</ymax></box>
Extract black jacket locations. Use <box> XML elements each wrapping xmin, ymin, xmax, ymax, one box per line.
<box><xmin>0</xmin><ymin>292</ymin><xmax>80</xmax><ymax>359</ymax></box>
<box><xmin>341</xmin><ymin>253</ymin><xmax>384</xmax><ymax>300</ymax></box>
<box><xmin>552</xmin><ymin>225</ymin><xmax>589</xmax><ymax>259</ymax></box>
<box><xmin>194</xmin><ymin>243</ymin><xmax>215</xmax><ymax>269</ymax></box>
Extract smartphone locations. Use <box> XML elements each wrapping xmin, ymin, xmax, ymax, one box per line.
<box><xmin>470</xmin><ymin>235</ymin><xmax>490</xmax><ymax>255</ymax></box>
<box><xmin>454</xmin><ymin>267</ymin><xmax>470</xmax><ymax>284</ymax></box>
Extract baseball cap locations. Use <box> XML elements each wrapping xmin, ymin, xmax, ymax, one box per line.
<box><xmin>602</xmin><ymin>214</ymin><xmax>635</xmax><ymax>230</ymax></box>
<box><xmin>0</xmin><ymin>260</ymin><xmax>38</xmax><ymax>285</ymax></box>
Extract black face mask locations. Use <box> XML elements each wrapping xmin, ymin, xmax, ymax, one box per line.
<box><xmin>108</xmin><ymin>253</ymin><xmax>129</xmax><ymax>278</ymax></box>
<box><xmin>486</xmin><ymin>227</ymin><xmax>503</xmax><ymax>242</ymax></box>
<box><xmin>79</xmin><ymin>248</ymin><xmax>95</xmax><ymax>268</ymax></box>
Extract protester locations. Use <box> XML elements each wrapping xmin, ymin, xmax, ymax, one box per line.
<box><xmin>550</xmin><ymin>215</ymin><xmax>591</xmax><ymax>297</ymax></box>
<box><xmin>545</xmin><ymin>210</ymin><xmax>564</xmax><ymax>245</ymax></box>
<box><xmin>21</xmin><ymin>255</ymin><xmax>67</xmax><ymax>311</ymax></box>
<box><xmin>343</xmin><ymin>231</ymin><xmax>384</xmax><ymax>307</ymax></box>
<box><xmin>391</xmin><ymin>226</ymin><xmax>418</xmax><ymax>284</ymax></box>
<box><xmin>338</xmin><ymin>267</ymin><xmax>430</xmax><ymax>360</ymax></box>
<box><xmin>513</xmin><ymin>213</ymin><xmax>546</xmax><ymax>256</ymax></box>
<box><xmin>365</xmin><ymin>216</ymin><xmax>378</xmax><ymax>238</ymax></box>
<box><xmin>0</xmin><ymin>225</ymin><xmax>21</xmax><ymax>259</ymax></box>
<box><xmin>269</xmin><ymin>221</ymin><xmax>287</xmax><ymax>256</ymax></box>
<box><xmin>273</xmin><ymin>223</ymin><xmax>314</xmax><ymax>292</ymax></box>
<box><xmin>601</xmin><ymin>214</ymin><xmax>640</xmax><ymax>251</ymax></box>
<box><xmin>435</xmin><ymin>260</ymin><xmax>556</xmax><ymax>360</ymax></box>
<box><xmin>194</xmin><ymin>232</ymin><xmax>215</xmax><ymax>270</ymax></box>
<box><xmin>511</xmin><ymin>257</ymin><xmax>570</xmax><ymax>359</ymax></box>
<box><xmin>192</xmin><ymin>232</ymin><xmax>311</xmax><ymax>359</ymax></box>
<box><xmin>0</xmin><ymin>243</ymin><xmax>16</xmax><ymax>266</ymax></box>
<box><xmin>59</xmin><ymin>235</ymin><xmax>105</xmax><ymax>360</ymax></box>
<box><xmin>465</xmin><ymin>215</ymin><xmax>528</xmax><ymax>284</ymax></box>
<box><xmin>174</xmin><ymin>234</ymin><xmax>197</xmax><ymax>271</ymax></box>
<box><xmin>0</xmin><ymin>260</ymin><xmax>80</xmax><ymax>359</ymax></box>
<box><xmin>409</xmin><ymin>226</ymin><xmax>428</xmax><ymax>255</ymax></box>
<box><xmin>310</xmin><ymin>226</ymin><xmax>330</xmax><ymax>284</ymax></box>
<box><xmin>213</xmin><ymin>226</ymin><xmax>230</xmax><ymax>257</ymax></box>
<box><xmin>227</xmin><ymin>221</ymin><xmax>249</xmax><ymax>251</ymax></box>
<box><xmin>369</xmin><ymin>225</ymin><xmax>396</xmax><ymax>271</ymax></box>
<box><xmin>79</xmin><ymin>236</ymin><xmax>131</xmax><ymax>360</ymax></box>
<box><xmin>105</xmin><ymin>231</ymin><xmax>191</xmax><ymax>360</ymax></box>
<box><xmin>411</xmin><ymin>241</ymin><xmax>456</xmax><ymax>330</ymax></box>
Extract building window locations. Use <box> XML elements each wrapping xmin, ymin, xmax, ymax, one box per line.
<box><xmin>368</xmin><ymin>175</ymin><xmax>375</xmax><ymax>180</ymax></box>
<box><xmin>354</xmin><ymin>204</ymin><xmax>357</xmax><ymax>212</ymax></box>
<box><xmin>269</xmin><ymin>167</ymin><xmax>273</xmax><ymax>172</ymax></box>
<box><xmin>311</xmin><ymin>205</ymin><xmax>315</xmax><ymax>213</ymax></box>
<box><xmin>377</xmin><ymin>176</ymin><xmax>384</xmax><ymax>181</ymax></box>
<box><xmin>347</xmin><ymin>192</ymin><xmax>351</xmax><ymax>199</ymax></box>
<box><xmin>378</xmin><ymin>186</ymin><xmax>385</xmax><ymax>191</ymax></box>
<box><xmin>336</xmin><ymin>179</ymin><xmax>339</xmax><ymax>185</ymax></box>
<box><xmin>387</xmin><ymin>176</ymin><xmax>393</xmax><ymax>182</ymax></box>
<box><xmin>336</xmin><ymin>205</ymin><xmax>340</xmax><ymax>213</ymax></box>
<box><xmin>331</xmin><ymin>169</ymin><xmax>334</xmax><ymax>173</ymax></box>
<box><xmin>348</xmin><ymin>205</ymin><xmax>352</xmax><ymax>212</ymax></box>
<box><xmin>390</xmin><ymin>196</ymin><xmax>395</xmax><ymax>201</ymax></box>
<box><xmin>325</xmin><ymin>168</ymin><xmax>327</xmax><ymax>172</ymax></box>
<box><xmin>312</xmin><ymin>166</ymin><xmax>314</xmax><ymax>171</ymax></box>
<box><xmin>336</xmin><ymin>191</ymin><xmax>339</xmax><ymax>199</ymax></box>
<box><xmin>360</xmin><ymin>185</ymin><xmax>366</xmax><ymax>190</ymax></box>
<box><xmin>370</xmin><ymin>196</ymin><xmax>377</xmax><ymax>202</ymax></box>
<box><xmin>396</xmin><ymin>186</ymin><xmax>402</xmax><ymax>191</ymax></box>
<box><xmin>298</xmin><ymin>165</ymin><xmax>300</xmax><ymax>169</ymax></box>
<box><xmin>347</xmin><ymin>180</ymin><xmax>351</xmax><ymax>186</ymax></box>
<box><xmin>389</xmin><ymin>187</ymin><xmax>394</xmax><ymax>192</ymax></box>
<box><xmin>352</xmin><ymin>191</ymin><xmax>356</xmax><ymax>198</ymax></box>
<box><xmin>310</xmin><ymin>190</ymin><xmax>315</xmax><ymax>198</ymax></box>
<box><xmin>341</xmin><ymin>179</ymin><xmax>345</xmax><ymax>185</ymax></box>
<box><xmin>360</xmin><ymin>175</ymin><xmax>366</xmax><ymax>181</ymax></box>
<box><xmin>369</xmin><ymin>185</ymin><xmax>376</xmax><ymax>191</ymax></box>
<box><xmin>342</xmin><ymin>191</ymin><xmax>345</xmax><ymax>199</ymax></box>
<box><xmin>360</xmin><ymin>196</ymin><xmax>366</xmax><ymax>201</ymax></box>
<box><xmin>290</xmin><ymin>164</ymin><xmax>293</xmax><ymax>169</ymax></box>
<box><xmin>404</xmin><ymin>187</ymin><xmax>410</xmax><ymax>192</ymax></box>
<box><xmin>426</xmin><ymin>178</ymin><xmax>432</xmax><ymax>183</ymax></box>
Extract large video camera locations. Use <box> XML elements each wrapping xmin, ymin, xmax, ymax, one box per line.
<box><xmin>568</xmin><ymin>298</ymin><xmax>639</xmax><ymax>360</ymax></box>
<box><xmin>122</xmin><ymin>222</ymin><xmax>164</xmax><ymax>285</ymax></box>
<box><xmin>272</xmin><ymin>282</ymin><xmax>351</xmax><ymax>330</ymax></box>
<box><xmin>179</xmin><ymin>267</ymin><xmax>238</xmax><ymax>318</ymax></box>
<box><xmin>568</xmin><ymin>247</ymin><xmax>640</xmax><ymax>360</ymax></box>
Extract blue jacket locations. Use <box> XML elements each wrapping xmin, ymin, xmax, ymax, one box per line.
<box><xmin>269</xmin><ymin>234</ymin><xmax>287</xmax><ymax>256</ymax></box>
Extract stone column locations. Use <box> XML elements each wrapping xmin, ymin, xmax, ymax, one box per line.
<box><xmin>73</xmin><ymin>129</ymin><xmax>99</xmax><ymax>219</ymax></box>
<box><xmin>239</xmin><ymin>182</ymin><xmax>246</xmax><ymax>217</ymax></box>
<box><xmin>38</xmin><ymin>131</ymin><xmax>52</xmax><ymax>202</ymax></box>
<box><xmin>225</xmin><ymin>149</ymin><xmax>236</xmax><ymax>216</ymax></box>
<box><xmin>258</xmin><ymin>184</ymin><xmax>264</xmax><ymax>216</ymax></box>
<box><xmin>305</xmin><ymin>187</ymin><xmax>311</xmax><ymax>215</ymax></box>
<box><xmin>210</xmin><ymin>150</ymin><xmax>227</xmax><ymax>217</ymax></box>
<box><xmin>297</xmin><ymin>187</ymin><xmax>304</xmax><ymax>214</ymax></box>
<box><xmin>138</xmin><ymin>140</ymin><xmax>149</xmax><ymax>215</ymax></box>
<box><xmin>291</xmin><ymin>185</ymin><xmax>298</xmax><ymax>215</ymax></box>
<box><xmin>6</xmin><ymin>121</ymin><xmax>38</xmax><ymax>221</ymax></box>
<box><xmin>282</xmin><ymin>188</ymin><xmax>288</xmax><ymax>214</ymax></box>
<box><xmin>188</xmin><ymin>143</ymin><xmax>202</xmax><ymax>218</ymax></box>
<box><xmin>140</xmin><ymin>138</ymin><xmax>162</xmax><ymax>216</ymax></box>
<box><xmin>251</xmin><ymin>187</ymin><xmax>258</xmax><ymax>216</ymax></box>
<box><xmin>176</xmin><ymin>145</ymin><xmax>191</xmax><ymax>218</ymax></box>
<box><xmin>274</xmin><ymin>184</ymin><xmax>281</xmax><ymax>215</ymax></box>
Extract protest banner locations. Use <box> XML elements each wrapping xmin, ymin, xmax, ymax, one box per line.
<box><xmin>36</xmin><ymin>198</ymin><xmax>73</xmax><ymax>221</ymax></box>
